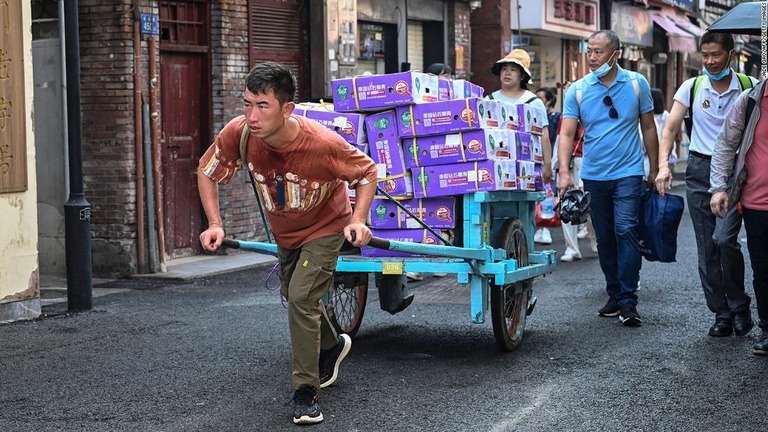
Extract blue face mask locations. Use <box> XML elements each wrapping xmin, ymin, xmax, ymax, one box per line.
<box><xmin>702</xmin><ymin>66</ymin><xmax>731</xmax><ymax>81</ymax></box>
<box><xmin>593</xmin><ymin>52</ymin><xmax>617</xmax><ymax>78</ymax></box>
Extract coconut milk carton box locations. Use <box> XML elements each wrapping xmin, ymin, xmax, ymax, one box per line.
<box><xmin>509</xmin><ymin>130</ymin><xmax>533</xmax><ymax>162</ymax></box>
<box><xmin>530</xmin><ymin>134</ymin><xmax>543</xmax><ymax>164</ymax></box>
<box><xmin>293</xmin><ymin>103</ymin><xmax>367</xmax><ymax>146</ymax></box>
<box><xmin>411</xmin><ymin>160</ymin><xmax>517</xmax><ymax>198</ymax></box>
<box><xmin>402</xmin><ymin>128</ymin><xmax>512</xmax><ymax>168</ymax></box>
<box><xmin>437</xmin><ymin>77</ymin><xmax>454</xmax><ymax>101</ymax></box>
<box><xmin>395</xmin><ymin>97</ymin><xmax>502</xmax><ymax>138</ymax></box>
<box><xmin>515</xmin><ymin>160</ymin><xmax>537</xmax><ymax>191</ymax></box>
<box><xmin>331</xmin><ymin>72</ymin><xmax>439</xmax><ymax>112</ymax></box>
<box><xmin>361</xmin><ymin>228</ymin><xmax>447</xmax><ymax>257</ymax></box>
<box><xmin>451</xmin><ymin>79</ymin><xmax>485</xmax><ymax>99</ymax></box>
<box><xmin>517</xmin><ymin>103</ymin><xmax>546</xmax><ymax>135</ymax></box>
<box><xmin>368</xmin><ymin>197</ymin><xmax>456</xmax><ymax>229</ymax></box>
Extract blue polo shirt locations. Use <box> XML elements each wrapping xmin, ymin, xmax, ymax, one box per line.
<box><xmin>562</xmin><ymin>66</ymin><xmax>653</xmax><ymax>181</ymax></box>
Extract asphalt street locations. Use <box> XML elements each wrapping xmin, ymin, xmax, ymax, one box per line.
<box><xmin>2</xmin><ymin>181</ymin><xmax>768</xmax><ymax>431</ymax></box>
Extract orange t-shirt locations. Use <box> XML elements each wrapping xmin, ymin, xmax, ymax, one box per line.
<box><xmin>199</xmin><ymin>115</ymin><xmax>378</xmax><ymax>249</ymax></box>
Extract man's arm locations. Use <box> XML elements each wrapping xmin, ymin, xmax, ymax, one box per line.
<box><xmin>639</xmin><ymin>111</ymin><xmax>659</xmax><ymax>187</ymax></box>
<box><xmin>344</xmin><ymin>181</ymin><xmax>376</xmax><ymax>247</ymax></box>
<box><xmin>556</xmin><ymin>117</ymin><xmax>578</xmax><ymax>197</ymax></box>
<box><xmin>540</xmin><ymin>128</ymin><xmax>553</xmax><ymax>184</ymax></box>
<box><xmin>198</xmin><ymin>171</ymin><xmax>225</xmax><ymax>251</ymax></box>
<box><xmin>655</xmin><ymin>101</ymin><xmax>686</xmax><ymax>196</ymax></box>
<box><xmin>710</xmin><ymin>89</ymin><xmax>750</xmax><ymax>217</ymax></box>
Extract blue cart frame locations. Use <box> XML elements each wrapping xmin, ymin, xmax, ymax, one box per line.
<box><xmin>225</xmin><ymin>190</ymin><xmax>556</xmax><ymax>351</ymax></box>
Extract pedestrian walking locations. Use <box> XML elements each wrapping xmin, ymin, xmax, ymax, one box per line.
<box><xmin>710</xmin><ymin>78</ymin><xmax>767</xmax><ymax>354</ymax></box>
<box><xmin>655</xmin><ymin>32</ymin><xmax>757</xmax><ymax>338</ymax></box>
<box><xmin>557</xmin><ymin>30</ymin><xmax>659</xmax><ymax>327</ymax></box>
<box><xmin>487</xmin><ymin>49</ymin><xmax>553</xmax><ymax>243</ymax></box>
<box><xmin>197</xmin><ymin>62</ymin><xmax>378</xmax><ymax>424</ymax></box>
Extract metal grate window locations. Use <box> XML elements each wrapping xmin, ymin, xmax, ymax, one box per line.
<box><xmin>407</xmin><ymin>21</ymin><xmax>424</xmax><ymax>72</ymax></box>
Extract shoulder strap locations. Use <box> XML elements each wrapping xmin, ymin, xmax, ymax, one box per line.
<box><xmin>687</xmin><ymin>75</ymin><xmax>706</xmax><ymax>134</ymax></box>
<box><xmin>488</xmin><ymin>93</ymin><xmax>495</xmax><ymax>100</ymax></box>
<box><xmin>736</xmin><ymin>73</ymin><xmax>753</xmax><ymax>91</ymax></box>
<box><xmin>239</xmin><ymin>125</ymin><xmax>250</xmax><ymax>169</ymax></box>
<box><xmin>524</xmin><ymin>96</ymin><xmax>538</xmax><ymax>104</ymax></box>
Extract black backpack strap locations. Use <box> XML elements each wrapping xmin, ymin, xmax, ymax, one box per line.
<box><xmin>524</xmin><ymin>96</ymin><xmax>538</xmax><ymax>104</ymax></box>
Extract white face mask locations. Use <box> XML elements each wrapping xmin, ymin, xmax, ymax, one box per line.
<box><xmin>593</xmin><ymin>51</ymin><xmax>617</xmax><ymax>78</ymax></box>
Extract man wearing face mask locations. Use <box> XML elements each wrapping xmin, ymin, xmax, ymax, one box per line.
<box><xmin>655</xmin><ymin>32</ymin><xmax>757</xmax><ymax>339</ymax></box>
<box><xmin>557</xmin><ymin>30</ymin><xmax>659</xmax><ymax>327</ymax></box>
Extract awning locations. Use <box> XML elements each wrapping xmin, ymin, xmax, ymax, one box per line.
<box><xmin>652</xmin><ymin>13</ymin><xmax>697</xmax><ymax>53</ymax></box>
<box><xmin>672</xmin><ymin>16</ymin><xmax>706</xmax><ymax>37</ymax></box>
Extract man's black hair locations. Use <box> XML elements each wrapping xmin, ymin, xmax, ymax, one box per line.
<box><xmin>651</xmin><ymin>88</ymin><xmax>665</xmax><ymax>115</ymax></box>
<box><xmin>245</xmin><ymin>62</ymin><xmax>297</xmax><ymax>105</ymax></box>
<box><xmin>700</xmin><ymin>31</ymin><xmax>735</xmax><ymax>52</ymax></box>
<box><xmin>589</xmin><ymin>30</ymin><xmax>621</xmax><ymax>52</ymax></box>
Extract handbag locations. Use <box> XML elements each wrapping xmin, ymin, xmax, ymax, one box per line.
<box><xmin>638</xmin><ymin>188</ymin><xmax>684</xmax><ymax>263</ymax></box>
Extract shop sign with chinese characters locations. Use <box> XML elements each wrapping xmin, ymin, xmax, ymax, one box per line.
<box><xmin>513</xmin><ymin>0</ymin><xmax>599</xmax><ymax>39</ymax></box>
<box><xmin>0</xmin><ymin>1</ymin><xmax>28</xmax><ymax>193</ymax></box>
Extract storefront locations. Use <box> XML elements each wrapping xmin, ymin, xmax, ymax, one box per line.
<box><xmin>510</xmin><ymin>0</ymin><xmax>600</xmax><ymax>107</ymax></box>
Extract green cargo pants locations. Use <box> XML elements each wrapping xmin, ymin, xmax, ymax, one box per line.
<box><xmin>278</xmin><ymin>232</ymin><xmax>343</xmax><ymax>390</ymax></box>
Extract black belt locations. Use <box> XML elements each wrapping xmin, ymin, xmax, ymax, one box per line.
<box><xmin>689</xmin><ymin>150</ymin><xmax>711</xmax><ymax>160</ymax></box>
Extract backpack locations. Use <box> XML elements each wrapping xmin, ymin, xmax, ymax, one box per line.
<box><xmin>683</xmin><ymin>73</ymin><xmax>753</xmax><ymax>136</ymax></box>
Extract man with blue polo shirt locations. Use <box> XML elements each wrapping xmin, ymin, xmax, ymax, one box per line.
<box><xmin>557</xmin><ymin>30</ymin><xmax>659</xmax><ymax>327</ymax></box>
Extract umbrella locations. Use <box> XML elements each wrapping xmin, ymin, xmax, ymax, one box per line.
<box><xmin>708</xmin><ymin>1</ymin><xmax>766</xmax><ymax>35</ymax></box>
<box><xmin>707</xmin><ymin>1</ymin><xmax>767</xmax><ymax>78</ymax></box>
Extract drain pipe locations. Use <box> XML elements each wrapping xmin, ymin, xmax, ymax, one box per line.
<box><xmin>59</xmin><ymin>0</ymin><xmax>70</xmax><ymax>197</ymax></box>
<box><xmin>143</xmin><ymin>103</ymin><xmax>159</xmax><ymax>272</ymax></box>
<box><xmin>132</xmin><ymin>2</ymin><xmax>147</xmax><ymax>273</ymax></box>
<box><xmin>149</xmin><ymin>36</ymin><xmax>167</xmax><ymax>272</ymax></box>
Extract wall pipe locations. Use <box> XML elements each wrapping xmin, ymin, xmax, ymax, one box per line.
<box><xmin>149</xmin><ymin>36</ymin><xmax>167</xmax><ymax>272</ymax></box>
<box><xmin>132</xmin><ymin>2</ymin><xmax>147</xmax><ymax>273</ymax></box>
<box><xmin>143</xmin><ymin>103</ymin><xmax>159</xmax><ymax>273</ymax></box>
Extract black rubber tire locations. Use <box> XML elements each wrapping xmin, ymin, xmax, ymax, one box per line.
<box><xmin>490</xmin><ymin>219</ymin><xmax>531</xmax><ymax>352</ymax></box>
<box><xmin>325</xmin><ymin>273</ymin><xmax>368</xmax><ymax>338</ymax></box>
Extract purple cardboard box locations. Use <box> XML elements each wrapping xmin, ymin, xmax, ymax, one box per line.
<box><xmin>499</xmin><ymin>101</ymin><xmax>522</xmax><ymax>131</ymax></box>
<box><xmin>530</xmin><ymin>134</ymin><xmax>543</xmax><ymax>164</ymax></box>
<box><xmin>437</xmin><ymin>78</ymin><xmax>454</xmax><ymax>101</ymax></box>
<box><xmin>293</xmin><ymin>103</ymin><xmax>367</xmax><ymax>145</ymax></box>
<box><xmin>361</xmin><ymin>229</ymin><xmax>446</xmax><ymax>257</ymax></box>
<box><xmin>533</xmin><ymin>165</ymin><xmax>544</xmax><ymax>191</ymax></box>
<box><xmin>451</xmin><ymin>79</ymin><xmax>485</xmax><ymax>99</ymax></box>
<box><xmin>331</xmin><ymin>72</ymin><xmax>439</xmax><ymax>112</ymax></box>
<box><xmin>368</xmin><ymin>197</ymin><xmax>456</xmax><ymax>229</ymax></box>
<box><xmin>518</xmin><ymin>103</ymin><xmax>546</xmax><ymax>136</ymax></box>
<box><xmin>367</xmin><ymin>111</ymin><xmax>410</xmax><ymax>196</ymax></box>
<box><xmin>395</xmin><ymin>97</ymin><xmax>503</xmax><ymax>138</ymax></box>
<box><xmin>515</xmin><ymin>160</ymin><xmax>537</xmax><ymax>191</ymax></box>
<box><xmin>509</xmin><ymin>130</ymin><xmax>533</xmax><ymax>162</ymax></box>
<box><xmin>402</xmin><ymin>128</ymin><xmax>512</xmax><ymax>168</ymax></box>
<box><xmin>377</xmin><ymin>172</ymin><xmax>414</xmax><ymax>197</ymax></box>
<box><xmin>411</xmin><ymin>160</ymin><xmax>518</xmax><ymax>198</ymax></box>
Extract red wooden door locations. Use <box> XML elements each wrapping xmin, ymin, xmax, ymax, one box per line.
<box><xmin>160</xmin><ymin>53</ymin><xmax>204</xmax><ymax>257</ymax></box>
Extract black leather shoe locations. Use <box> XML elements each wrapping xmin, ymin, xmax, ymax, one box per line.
<box><xmin>708</xmin><ymin>318</ymin><xmax>733</xmax><ymax>337</ymax></box>
<box><xmin>752</xmin><ymin>331</ymin><xmax>768</xmax><ymax>356</ymax></box>
<box><xmin>733</xmin><ymin>312</ymin><xmax>754</xmax><ymax>337</ymax></box>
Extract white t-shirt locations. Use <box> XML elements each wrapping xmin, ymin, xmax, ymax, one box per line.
<box><xmin>673</xmin><ymin>71</ymin><xmax>757</xmax><ymax>155</ymax></box>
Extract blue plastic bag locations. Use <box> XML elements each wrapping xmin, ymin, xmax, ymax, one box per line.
<box><xmin>638</xmin><ymin>188</ymin><xmax>684</xmax><ymax>263</ymax></box>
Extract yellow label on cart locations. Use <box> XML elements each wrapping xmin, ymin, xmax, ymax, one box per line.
<box><xmin>382</xmin><ymin>262</ymin><xmax>404</xmax><ymax>274</ymax></box>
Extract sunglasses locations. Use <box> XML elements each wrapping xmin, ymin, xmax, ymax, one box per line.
<box><xmin>603</xmin><ymin>95</ymin><xmax>618</xmax><ymax>119</ymax></box>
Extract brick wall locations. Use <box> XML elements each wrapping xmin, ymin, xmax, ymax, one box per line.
<box><xmin>448</xmin><ymin>2</ymin><xmax>472</xmax><ymax>80</ymax></box>
<box><xmin>470</xmin><ymin>0</ymin><xmax>510</xmax><ymax>95</ymax></box>
<box><xmin>211</xmin><ymin>1</ymin><xmax>269</xmax><ymax>244</ymax></box>
<box><xmin>79</xmin><ymin>0</ymin><xmax>140</xmax><ymax>276</ymax></box>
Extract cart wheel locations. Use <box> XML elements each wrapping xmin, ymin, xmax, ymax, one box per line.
<box><xmin>325</xmin><ymin>272</ymin><xmax>368</xmax><ymax>338</ymax></box>
<box><xmin>490</xmin><ymin>219</ymin><xmax>530</xmax><ymax>352</ymax></box>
